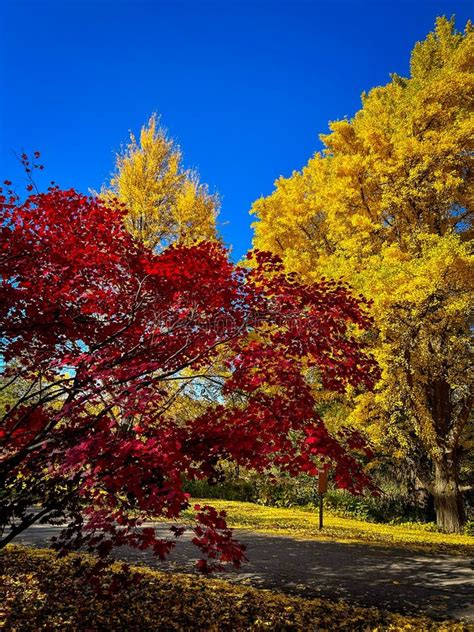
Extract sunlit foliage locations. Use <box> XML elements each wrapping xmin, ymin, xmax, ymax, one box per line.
<box><xmin>251</xmin><ymin>17</ymin><xmax>474</xmax><ymax>532</ymax></box>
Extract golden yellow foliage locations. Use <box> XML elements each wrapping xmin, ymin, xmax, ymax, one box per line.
<box><xmin>251</xmin><ymin>17</ymin><xmax>474</xmax><ymax>533</ymax></box>
<box><xmin>104</xmin><ymin>114</ymin><xmax>218</xmax><ymax>250</ymax></box>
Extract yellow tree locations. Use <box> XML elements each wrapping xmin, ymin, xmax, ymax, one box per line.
<box><xmin>100</xmin><ymin>115</ymin><xmax>221</xmax><ymax>441</ymax></box>
<box><xmin>103</xmin><ymin>114</ymin><xmax>218</xmax><ymax>250</ymax></box>
<box><xmin>251</xmin><ymin>17</ymin><xmax>473</xmax><ymax>532</ymax></box>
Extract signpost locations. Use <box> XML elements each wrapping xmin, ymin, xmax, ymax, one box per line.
<box><xmin>318</xmin><ymin>470</ymin><xmax>328</xmax><ymax>529</ymax></box>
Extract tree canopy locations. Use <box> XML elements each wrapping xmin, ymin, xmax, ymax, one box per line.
<box><xmin>102</xmin><ymin>115</ymin><xmax>218</xmax><ymax>251</ymax></box>
<box><xmin>251</xmin><ymin>17</ymin><xmax>473</xmax><ymax>532</ymax></box>
<box><xmin>0</xmin><ymin>167</ymin><xmax>378</xmax><ymax>568</ymax></box>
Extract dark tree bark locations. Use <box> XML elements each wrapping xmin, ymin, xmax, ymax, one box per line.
<box><xmin>432</xmin><ymin>458</ymin><xmax>465</xmax><ymax>533</ymax></box>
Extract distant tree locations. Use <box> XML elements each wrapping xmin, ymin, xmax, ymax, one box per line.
<box><xmin>251</xmin><ymin>17</ymin><xmax>473</xmax><ymax>532</ymax></box>
<box><xmin>103</xmin><ymin>114</ymin><xmax>218</xmax><ymax>250</ymax></box>
<box><xmin>0</xmin><ymin>173</ymin><xmax>378</xmax><ymax>571</ymax></box>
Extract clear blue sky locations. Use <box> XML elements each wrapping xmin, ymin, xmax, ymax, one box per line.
<box><xmin>1</xmin><ymin>1</ymin><xmax>471</xmax><ymax>259</ymax></box>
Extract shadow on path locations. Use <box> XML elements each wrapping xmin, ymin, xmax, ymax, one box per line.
<box><xmin>11</xmin><ymin>522</ymin><xmax>474</xmax><ymax>622</ymax></box>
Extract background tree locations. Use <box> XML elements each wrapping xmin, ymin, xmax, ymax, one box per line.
<box><xmin>251</xmin><ymin>17</ymin><xmax>473</xmax><ymax>532</ymax></box>
<box><xmin>102</xmin><ymin>114</ymin><xmax>218</xmax><ymax>250</ymax></box>
<box><xmin>103</xmin><ymin>115</ymin><xmax>225</xmax><ymax>426</ymax></box>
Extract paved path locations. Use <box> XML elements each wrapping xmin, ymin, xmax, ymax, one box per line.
<box><xmin>11</xmin><ymin>522</ymin><xmax>474</xmax><ymax>622</ymax></box>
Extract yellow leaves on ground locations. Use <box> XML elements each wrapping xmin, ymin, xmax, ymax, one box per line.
<box><xmin>1</xmin><ymin>546</ymin><xmax>469</xmax><ymax>631</ymax></box>
<box><xmin>182</xmin><ymin>500</ymin><xmax>474</xmax><ymax>556</ymax></box>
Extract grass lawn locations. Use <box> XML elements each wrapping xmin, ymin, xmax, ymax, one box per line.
<box><xmin>181</xmin><ymin>500</ymin><xmax>474</xmax><ymax>556</ymax></box>
<box><xmin>1</xmin><ymin>545</ymin><xmax>470</xmax><ymax>631</ymax></box>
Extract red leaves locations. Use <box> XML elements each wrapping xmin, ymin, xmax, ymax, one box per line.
<box><xmin>1</xmin><ymin>180</ymin><xmax>379</xmax><ymax>574</ymax></box>
<box><xmin>192</xmin><ymin>505</ymin><xmax>247</xmax><ymax>572</ymax></box>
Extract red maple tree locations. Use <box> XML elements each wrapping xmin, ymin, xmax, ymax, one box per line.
<box><xmin>0</xmin><ymin>168</ymin><xmax>379</xmax><ymax>572</ymax></box>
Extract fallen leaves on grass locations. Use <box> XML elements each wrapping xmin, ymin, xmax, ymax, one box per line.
<box><xmin>0</xmin><ymin>546</ymin><xmax>469</xmax><ymax>631</ymax></box>
<box><xmin>180</xmin><ymin>501</ymin><xmax>474</xmax><ymax>556</ymax></box>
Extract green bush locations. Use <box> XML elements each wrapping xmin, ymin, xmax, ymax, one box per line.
<box><xmin>464</xmin><ymin>520</ymin><xmax>474</xmax><ymax>536</ymax></box>
<box><xmin>253</xmin><ymin>474</ymin><xmax>317</xmax><ymax>508</ymax></box>
<box><xmin>323</xmin><ymin>489</ymin><xmax>432</xmax><ymax>524</ymax></box>
<box><xmin>182</xmin><ymin>477</ymin><xmax>256</xmax><ymax>502</ymax></box>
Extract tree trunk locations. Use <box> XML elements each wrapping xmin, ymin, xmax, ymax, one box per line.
<box><xmin>433</xmin><ymin>459</ymin><xmax>465</xmax><ymax>533</ymax></box>
<box><xmin>412</xmin><ymin>477</ymin><xmax>436</xmax><ymax>522</ymax></box>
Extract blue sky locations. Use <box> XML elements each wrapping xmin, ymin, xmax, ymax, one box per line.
<box><xmin>1</xmin><ymin>1</ymin><xmax>471</xmax><ymax>259</ymax></box>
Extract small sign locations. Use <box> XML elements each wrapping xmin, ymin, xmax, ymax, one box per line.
<box><xmin>318</xmin><ymin>470</ymin><xmax>328</xmax><ymax>493</ymax></box>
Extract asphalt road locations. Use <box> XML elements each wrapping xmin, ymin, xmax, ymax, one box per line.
<box><xmin>10</xmin><ymin>521</ymin><xmax>474</xmax><ymax>623</ymax></box>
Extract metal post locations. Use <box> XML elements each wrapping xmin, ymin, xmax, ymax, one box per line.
<box><xmin>317</xmin><ymin>470</ymin><xmax>328</xmax><ymax>530</ymax></box>
<box><xmin>319</xmin><ymin>492</ymin><xmax>324</xmax><ymax>529</ymax></box>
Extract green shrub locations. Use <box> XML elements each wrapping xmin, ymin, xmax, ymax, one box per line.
<box><xmin>323</xmin><ymin>489</ymin><xmax>432</xmax><ymax>524</ymax></box>
<box><xmin>253</xmin><ymin>475</ymin><xmax>317</xmax><ymax>508</ymax></box>
<box><xmin>464</xmin><ymin>520</ymin><xmax>474</xmax><ymax>536</ymax></box>
<box><xmin>182</xmin><ymin>477</ymin><xmax>256</xmax><ymax>502</ymax></box>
